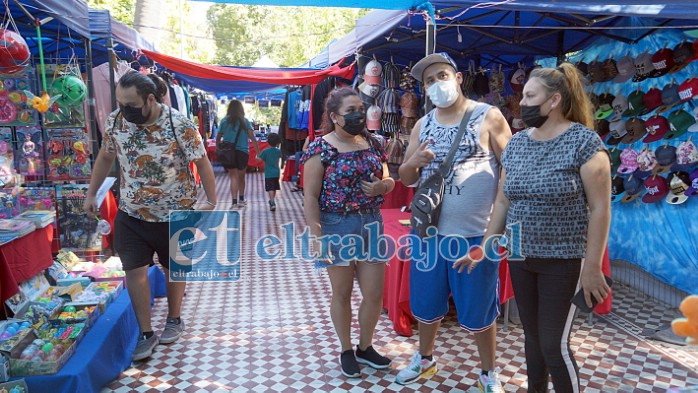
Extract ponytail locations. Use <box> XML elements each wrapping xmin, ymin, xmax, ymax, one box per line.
<box><xmin>530</xmin><ymin>63</ymin><xmax>594</xmax><ymax>129</ymax></box>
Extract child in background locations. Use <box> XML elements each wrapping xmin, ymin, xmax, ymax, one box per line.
<box><xmin>256</xmin><ymin>133</ymin><xmax>282</xmax><ymax>211</ymax></box>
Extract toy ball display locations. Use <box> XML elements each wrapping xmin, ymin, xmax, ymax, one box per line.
<box><xmin>50</xmin><ymin>75</ymin><xmax>86</xmax><ymax>106</ymax></box>
<box><xmin>0</xmin><ymin>29</ymin><xmax>30</xmax><ymax>75</ymax></box>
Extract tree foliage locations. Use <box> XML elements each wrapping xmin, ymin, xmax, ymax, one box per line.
<box><xmin>87</xmin><ymin>0</ymin><xmax>136</xmax><ymax>26</ymax></box>
<box><xmin>207</xmin><ymin>5</ymin><xmax>368</xmax><ymax>67</ymax></box>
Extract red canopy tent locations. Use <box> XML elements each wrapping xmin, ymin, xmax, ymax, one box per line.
<box><xmin>140</xmin><ymin>49</ymin><xmax>356</xmax><ymax>85</ymax></box>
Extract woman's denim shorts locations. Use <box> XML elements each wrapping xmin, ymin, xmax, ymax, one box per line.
<box><xmin>319</xmin><ymin>208</ymin><xmax>389</xmax><ymax>267</ymax></box>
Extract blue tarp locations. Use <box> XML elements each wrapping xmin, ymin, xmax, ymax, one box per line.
<box><xmin>188</xmin><ymin>0</ymin><xmax>424</xmax><ymax>9</ymax></box>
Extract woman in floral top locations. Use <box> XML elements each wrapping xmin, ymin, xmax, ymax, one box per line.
<box><xmin>302</xmin><ymin>87</ymin><xmax>395</xmax><ymax>378</ymax></box>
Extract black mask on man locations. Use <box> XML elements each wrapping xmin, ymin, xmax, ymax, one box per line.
<box><xmin>121</xmin><ymin>103</ymin><xmax>151</xmax><ymax>125</ymax></box>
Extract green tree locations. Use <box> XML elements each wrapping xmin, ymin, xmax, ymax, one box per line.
<box><xmin>87</xmin><ymin>0</ymin><xmax>136</xmax><ymax>26</ymax></box>
<box><xmin>207</xmin><ymin>5</ymin><xmax>368</xmax><ymax>67</ymax></box>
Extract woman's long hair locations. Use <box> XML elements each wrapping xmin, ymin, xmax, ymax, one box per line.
<box><xmin>529</xmin><ymin>63</ymin><xmax>594</xmax><ymax>129</ymax></box>
<box><xmin>226</xmin><ymin>100</ymin><xmax>246</xmax><ymax>130</ymax></box>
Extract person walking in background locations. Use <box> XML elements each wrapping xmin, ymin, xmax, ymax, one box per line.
<box><xmin>302</xmin><ymin>87</ymin><xmax>395</xmax><ymax>378</ymax></box>
<box><xmin>397</xmin><ymin>52</ymin><xmax>511</xmax><ymax>391</ymax></box>
<box><xmin>256</xmin><ymin>132</ymin><xmax>282</xmax><ymax>211</ymax></box>
<box><xmin>216</xmin><ymin>100</ymin><xmax>260</xmax><ymax>209</ymax></box>
<box><xmin>455</xmin><ymin>63</ymin><xmax>611</xmax><ymax>393</ymax></box>
<box><xmin>83</xmin><ymin>72</ymin><xmax>217</xmax><ymax>362</ymax></box>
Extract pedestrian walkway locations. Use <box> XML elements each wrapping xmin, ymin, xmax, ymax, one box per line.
<box><xmin>104</xmin><ymin>165</ymin><xmax>698</xmax><ymax>393</ymax></box>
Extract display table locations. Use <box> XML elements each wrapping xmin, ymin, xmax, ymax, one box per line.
<box><xmin>205</xmin><ymin>140</ymin><xmax>269</xmax><ymax>169</ymax></box>
<box><xmin>381</xmin><ymin>208</ymin><xmax>515</xmax><ymax>337</ymax></box>
<box><xmin>382</xmin><ymin>181</ymin><xmax>415</xmax><ymax>209</ymax></box>
<box><xmin>0</xmin><ymin>226</ymin><xmax>54</xmax><ymax>303</ymax></box>
<box><xmin>381</xmin><ymin>209</ymin><xmax>613</xmax><ymax>336</ymax></box>
<box><xmin>16</xmin><ymin>265</ymin><xmax>167</xmax><ymax>392</ymax></box>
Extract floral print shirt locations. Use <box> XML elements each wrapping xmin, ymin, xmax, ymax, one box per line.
<box><xmin>302</xmin><ymin>136</ymin><xmax>387</xmax><ymax>213</ymax></box>
<box><xmin>103</xmin><ymin>105</ymin><xmax>206</xmax><ymax>222</ymax></box>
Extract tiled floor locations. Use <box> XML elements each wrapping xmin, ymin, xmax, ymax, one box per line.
<box><xmin>103</xmin><ymin>166</ymin><xmax>698</xmax><ymax>392</ymax></box>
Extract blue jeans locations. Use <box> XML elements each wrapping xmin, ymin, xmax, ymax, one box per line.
<box><xmin>318</xmin><ymin>209</ymin><xmax>388</xmax><ymax>267</ymax></box>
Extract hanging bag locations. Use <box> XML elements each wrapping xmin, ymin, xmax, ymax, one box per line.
<box><xmin>410</xmin><ymin>106</ymin><xmax>474</xmax><ymax>238</ymax></box>
<box><xmin>216</xmin><ymin>120</ymin><xmax>243</xmax><ymax>167</ymax></box>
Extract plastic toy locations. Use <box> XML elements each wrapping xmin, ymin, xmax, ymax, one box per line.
<box><xmin>672</xmin><ymin>295</ymin><xmax>698</xmax><ymax>345</ymax></box>
<box><xmin>0</xmin><ymin>29</ymin><xmax>30</xmax><ymax>75</ymax></box>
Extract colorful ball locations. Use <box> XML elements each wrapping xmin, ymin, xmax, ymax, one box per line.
<box><xmin>64</xmin><ymin>305</ymin><xmax>76</xmax><ymax>313</ymax></box>
<box><xmin>50</xmin><ymin>75</ymin><xmax>86</xmax><ymax>106</ymax></box>
<box><xmin>0</xmin><ymin>29</ymin><xmax>30</xmax><ymax>75</ymax></box>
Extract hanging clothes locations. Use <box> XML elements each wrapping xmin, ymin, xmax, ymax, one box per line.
<box><xmin>92</xmin><ymin>61</ymin><xmax>133</xmax><ymax>134</ymax></box>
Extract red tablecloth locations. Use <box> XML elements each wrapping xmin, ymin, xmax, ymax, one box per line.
<box><xmin>0</xmin><ymin>226</ymin><xmax>54</xmax><ymax>302</ymax></box>
<box><xmin>206</xmin><ymin>140</ymin><xmax>268</xmax><ymax>169</ymax></box>
<box><xmin>282</xmin><ymin>157</ymin><xmax>296</xmax><ymax>182</ymax></box>
<box><xmin>382</xmin><ymin>181</ymin><xmax>415</xmax><ymax>209</ymax></box>
<box><xmin>381</xmin><ymin>208</ymin><xmax>514</xmax><ymax>337</ymax></box>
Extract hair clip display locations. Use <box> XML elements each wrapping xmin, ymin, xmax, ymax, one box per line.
<box><xmin>46</xmin><ymin>128</ymin><xmax>91</xmax><ymax>180</ymax></box>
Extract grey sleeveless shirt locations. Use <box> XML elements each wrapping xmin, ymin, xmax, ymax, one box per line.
<box><xmin>418</xmin><ymin>103</ymin><xmax>500</xmax><ymax>237</ymax></box>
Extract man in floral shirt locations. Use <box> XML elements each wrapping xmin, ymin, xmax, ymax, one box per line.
<box><xmin>84</xmin><ymin>72</ymin><xmax>217</xmax><ymax>361</ymax></box>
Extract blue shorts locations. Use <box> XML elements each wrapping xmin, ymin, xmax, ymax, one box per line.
<box><xmin>319</xmin><ymin>209</ymin><xmax>389</xmax><ymax>267</ymax></box>
<box><xmin>409</xmin><ymin>234</ymin><xmax>500</xmax><ymax>332</ymax></box>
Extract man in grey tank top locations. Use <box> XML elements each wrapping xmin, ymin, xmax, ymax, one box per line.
<box><xmin>396</xmin><ymin>53</ymin><xmax>512</xmax><ymax>390</ymax></box>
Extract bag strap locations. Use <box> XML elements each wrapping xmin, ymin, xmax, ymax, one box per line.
<box><xmin>438</xmin><ymin>103</ymin><xmax>476</xmax><ymax>177</ymax></box>
<box><xmin>231</xmin><ymin>119</ymin><xmax>243</xmax><ymax>146</ymax></box>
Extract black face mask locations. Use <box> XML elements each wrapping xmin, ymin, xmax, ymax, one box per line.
<box><xmin>121</xmin><ymin>104</ymin><xmax>151</xmax><ymax>125</ymax></box>
<box><xmin>521</xmin><ymin>96</ymin><xmax>553</xmax><ymax>128</ymax></box>
<box><xmin>341</xmin><ymin>111</ymin><xmax>366</xmax><ymax>135</ymax></box>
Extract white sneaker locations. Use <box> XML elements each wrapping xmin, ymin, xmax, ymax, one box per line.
<box><xmin>478</xmin><ymin>367</ymin><xmax>504</xmax><ymax>393</ymax></box>
<box><xmin>238</xmin><ymin>199</ymin><xmax>247</xmax><ymax>207</ymax></box>
<box><xmin>395</xmin><ymin>352</ymin><xmax>437</xmax><ymax>385</ymax></box>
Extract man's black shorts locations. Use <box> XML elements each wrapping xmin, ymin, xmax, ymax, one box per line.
<box><xmin>113</xmin><ymin>210</ymin><xmax>171</xmax><ymax>271</ymax></box>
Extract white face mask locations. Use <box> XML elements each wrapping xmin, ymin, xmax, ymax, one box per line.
<box><xmin>426</xmin><ymin>80</ymin><xmax>460</xmax><ymax>108</ymax></box>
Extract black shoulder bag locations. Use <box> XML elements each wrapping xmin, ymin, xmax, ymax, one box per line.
<box><xmin>216</xmin><ymin>120</ymin><xmax>243</xmax><ymax>167</ymax></box>
<box><xmin>410</xmin><ymin>106</ymin><xmax>475</xmax><ymax>238</ymax></box>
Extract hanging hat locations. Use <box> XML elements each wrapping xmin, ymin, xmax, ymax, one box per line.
<box><xmin>382</xmin><ymin>61</ymin><xmax>401</xmax><ymax>89</ymax></box>
<box><xmin>400</xmin><ymin>91</ymin><xmax>419</xmax><ymax>118</ymax></box>
<box><xmin>610</xmin><ymin>95</ymin><xmax>629</xmax><ymax>122</ymax></box>
<box><xmin>509</xmin><ymin>67</ymin><xmax>526</xmax><ymax>93</ymax></box>
<box><xmin>665</xmin><ymin>109</ymin><xmax>696</xmax><ymax>140</ymax></box>
<box><xmin>364</xmin><ymin>59</ymin><xmax>383</xmax><ymax>85</ymax></box>
<box><xmin>665</xmin><ymin>171</ymin><xmax>691</xmax><ymax>204</ymax></box>
<box><xmin>594</xmin><ymin>93</ymin><xmax>616</xmax><ymax>120</ymax></box>
<box><xmin>622</xmin><ymin>117</ymin><xmax>647</xmax><ymax>144</ymax></box>
<box><xmin>357</xmin><ymin>81</ymin><xmax>380</xmax><ymax>98</ymax></box>
<box><xmin>654</xmin><ymin>145</ymin><xmax>677</xmax><ymax>174</ymax></box>
<box><xmin>632</xmin><ymin>52</ymin><xmax>655</xmax><ymax>82</ymax></box>
<box><xmin>656</xmin><ymin>82</ymin><xmax>682</xmax><ymax>114</ymax></box>
<box><xmin>650</xmin><ymin>48</ymin><xmax>675</xmax><ymax>78</ymax></box>
<box><xmin>614</xmin><ymin>55</ymin><xmax>636</xmax><ymax>83</ymax></box>
<box><xmin>366</xmin><ymin>104</ymin><xmax>382</xmax><ymax>131</ymax></box>
<box><xmin>625</xmin><ymin>89</ymin><xmax>646</xmax><ymax>116</ymax></box>
<box><xmin>673</xmin><ymin>140</ymin><xmax>698</xmax><ymax>172</ymax></box>
<box><xmin>670</xmin><ymin>41</ymin><xmax>696</xmax><ymax>73</ymax></box>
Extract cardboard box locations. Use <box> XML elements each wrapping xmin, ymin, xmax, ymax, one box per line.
<box><xmin>56</xmin><ymin>276</ymin><xmax>92</xmax><ymax>288</ymax></box>
<box><xmin>9</xmin><ymin>331</ymin><xmax>76</xmax><ymax>376</ymax></box>
<box><xmin>50</xmin><ymin>303</ymin><xmax>100</xmax><ymax>328</ymax></box>
<box><xmin>0</xmin><ymin>379</ymin><xmax>28</xmax><ymax>390</ymax></box>
<box><xmin>0</xmin><ymin>353</ymin><xmax>9</xmax><ymax>382</ymax></box>
<box><xmin>0</xmin><ymin>329</ymin><xmax>33</xmax><ymax>360</ymax></box>
<box><xmin>42</xmin><ymin>283</ymin><xmax>82</xmax><ymax>302</ymax></box>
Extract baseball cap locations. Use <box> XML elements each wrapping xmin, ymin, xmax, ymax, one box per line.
<box><xmin>601</xmin><ymin>58</ymin><xmax>619</xmax><ymax>82</ymax></box>
<box><xmin>665</xmin><ymin>171</ymin><xmax>691</xmax><ymax>204</ymax></box>
<box><xmin>614</xmin><ymin>55</ymin><xmax>635</xmax><ymax>83</ymax></box>
<box><xmin>358</xmin><ymin>81</ymin><xmax>380</xmax><ymax>97</ymax></box>
<box><xmin>690</xmin><ymin>105</ymin><xmax>698</xmax><ymax>132</ymax></box>
<box><xmin>587</xmin><ymin>60</ymin><xmax>604</xmax><ymax>84</ymax></box>
<box><xmin>610</xmin><ymin>95</ymin><xmax>629</xmax><ymax>121</ymax></box>
<box><xmin>636</xmin><ymin>147</ymin><xmax>658</xmax><ymax>176</ymax></box>
<box><xmin>621</xmin><ymin>175</ymin><xmax>645</xmax><ymax>202</ymax></box>
<box><xmin>594</xmin><ymin>93</ymin><xmax>616</xmax><ymax>120</ymax></box>
<box><xmin>654</xmin><ymin>145</ymin><xmax>677</xmax><ymax>174</ymax></box>
<box><xmin>650</xmin><ymin>48</ymin><xmax>675</xmax><ymax>77</ymax></box>
<box><xmin>684</xmin><ymin>168</ymin><xmax>698</xmax><ymax>197</ymax></box>
<box><xmin>642</xmin><ymin>88</ymin><xmax>663</xmax><ymax>115</ymax></box>
<box><xmin>622</xmin><ymin>117</ymin><xmax>647</xmax><ymax>144</ymax></box>
<box><xmin>625</xmin><ymin>89</ymin><xmax>646</xmax><ymax>116</ymax></box>
<box><xmin>642</xmin><ymin>115</ymin><xmax>670</xmax><ymax>143</ymax></box>
<box><xmin>364</xmin><ymin>59</ymin><xmax>383</xmax><ymax>85</ymax></box>
<box><xmin>509</xmin><ymin>68</ymin><xmax>526</xmax><ymax>93</ymax></box>
<box><xmin>366</xmin><ymin>104</ymin><xmax>382</xmax><ymax>131</ymax></box>
<box><xmin>411</xmin><ymin>52</ymin><xmax>458</xmax><ymax>83</ymax></box>
<box><xmin>673</xmin><ymin>140</ymin><xmax>698</xmax><ymax>172</ymax></box>
<box><xmin>606</xmin><ymin>119</ymin><xmax>627</xmax><ymax>145</ymax></box>
<box><xmin>678</xmin><ymin>78</ymin><xmax>698</xmax><ymax>102</ymax></box>
<box><xmin>609</xmin><ymin>147</ymin><xmax>622</xmax><ymax>173</ymax></box>
<box><xmin>641</xmin><ymin>175</ymin><xmax>670</xmax><ymax>203</ymax></box>
<box><xmin>596</xmin><ymin>119</ymin><xmax>611</xmax><ymax>139</ymax></box>
<box><xmin>617</xmin><ymin>147</ymin><xmax>639</xmax><ymax>175</ymax></box>
<box><xmin>632</xmin><ymin>52</ymin><xmax>655</xmax><ymax>82</ymax></box>
<box><xmin>610</xmin><ymin>176</ymin><xmax>626</xmax><ymax>202</ymax></box>
<box><xmin>666</xmin><ymin>109</ymin><xmax>696</xmax><ymax>140</ymax></box>
<box><xmin>670</xmin><ymin>41</ymin><xmax>696</xmax><ymax>73</ymax></box>
<box><xmin>656</xmin><ymin>83</ymin><xmax>681</xmax><ymax>114</ymax></box>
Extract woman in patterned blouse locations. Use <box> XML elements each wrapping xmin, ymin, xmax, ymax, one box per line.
<box><xmin>302</xmin><ymin>87</ymin><xmax>395</xmax><ymax>378</ymax></box>
<box><xmin>455</xmin><ymin>63</ymin><xmax>611</xmax><ymax>393</ymax></box>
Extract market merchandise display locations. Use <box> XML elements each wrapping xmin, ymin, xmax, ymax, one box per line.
<box><xmin>1</xmin><ymin>252</ymin><xmax>125</xmax><ymax>378</ymax></box>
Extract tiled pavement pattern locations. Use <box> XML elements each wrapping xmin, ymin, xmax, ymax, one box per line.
<box><xmin>104</xmin><ymin>166</ymin><xmax>698</xmax><ymax>392</ymax></box>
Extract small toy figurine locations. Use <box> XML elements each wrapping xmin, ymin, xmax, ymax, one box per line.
<box><xmin>672</xmin><ymin>295</ymin><xmax>698</xmax><ymax>345</ymax></box>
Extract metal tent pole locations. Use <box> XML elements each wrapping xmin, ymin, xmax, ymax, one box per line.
<box><xmin>85</xmin><ymin>38</ymin><xmax>100</xmax><ymax>160</ymax></box>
